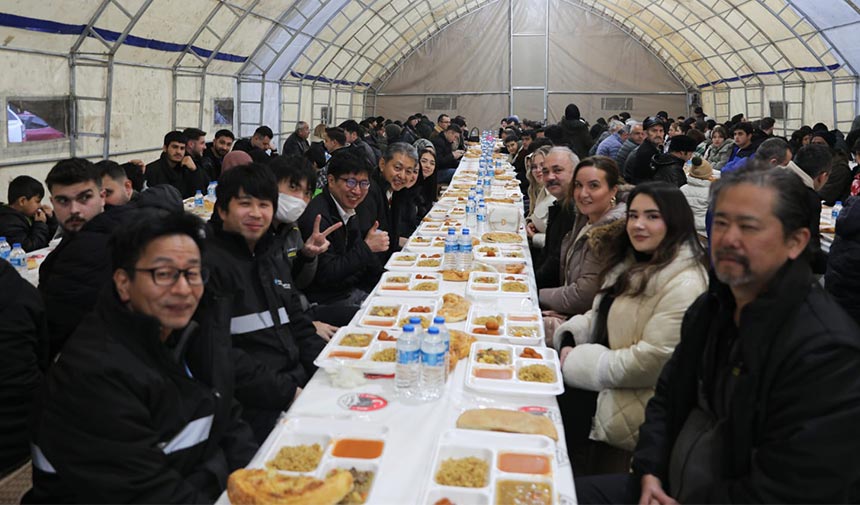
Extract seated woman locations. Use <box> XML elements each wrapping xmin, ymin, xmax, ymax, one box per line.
<box><xmin>705</xmin><ymin>125</ymin><xmax>733</xmax><ymax>171</ymax></box>
<box><xmin>415</xmin><ymin>147</ymin><xmax>438</xmax><ymax>218</ymax></box>
<box><xmin>526</xmin><ymin>146</ymin><xmax>555</xmax><ymax>251</ymax></box>
<box><xmin>554</xmin><ymin>181</ymin><xmax>708</xmax><ymax>474</ymax></box>
<box><xmin>539</xmin><ymin>156</ymin><xmax>628</xmax><ymax>339</ymax></box>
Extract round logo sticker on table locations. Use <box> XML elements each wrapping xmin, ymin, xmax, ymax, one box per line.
<box><xmin>338</xmin><ymin>393</ymin><xmax>388</xmax><ymax>412</ymax></box>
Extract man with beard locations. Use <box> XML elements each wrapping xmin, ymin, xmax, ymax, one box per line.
<box><xmin>202</xmin><ymin>129</ymin><xmax>235</xmax><ymax>181</ymax></box>
<box><xmin>39</xmin><ymin>159</ymin><xmax>183</xmax><ymax>357</ymax></box>
<box><xmin>624</xmin><ymin>116</ymin><xmax>665</xmax><ymax>184</ymax></box>
<box><xmin>145</xmin><ymin>130</ymin><xmax>210</xmax><ymax>198</ymax></box>
<box><xmin>575</xmin><ymin>164</ymin><xmax>860</xmax><ymax>504</ymax></box>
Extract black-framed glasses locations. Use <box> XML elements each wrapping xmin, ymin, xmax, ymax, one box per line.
<box><xmin>338</xmin><ymin>177</ymin><xmax>371</xmax><ymax>190</ymax></box>
<box><xmin>133</xmin><ymin>266</ymin><xmax>209</xmax><ymax>286</ymax></box>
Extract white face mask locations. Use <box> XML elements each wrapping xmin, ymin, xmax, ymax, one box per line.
<box><xmin>276</xmin><ymin>193</ymin><xmax>307</xmax><ymax>224</ymax></box>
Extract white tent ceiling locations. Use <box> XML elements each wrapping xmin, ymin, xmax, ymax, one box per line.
<box><xmin>1</xmin><ymin>0</ymin><xmax>858</xmax><ymax>90</ymax></box>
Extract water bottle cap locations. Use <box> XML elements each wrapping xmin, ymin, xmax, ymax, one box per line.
<box><xmin>0</xmin><ymin>236</ymin><xmax>5</xmax><ymax>241</ymax></box>
<box><xmin>12</xmin><ymin>243</ymin><xmax>21</xmax><ymax>248</ymax></box>
<box><xmin>402</xmin><ymin>324</ymin><xmax>415</xmax><ymax>332</ymax></box>
<box><xmin>433</xmin><ymin>316</ymin><xmax>446</xmax><ymax>324</ymax></box>
<box><xmin>448</xmin><ymin>228</ymin><xmax>456</xmax><ymax>234</ymax></box>
<box><xmin>836</xmin><ymin>201</ymin><xmax>843</xmax><ymax>205</ymax></box>
<box><xmin>427</xmin><ymin>327</ymin><xmax>440</xmax><ymax>334</ymax></box>
<box><xmin>462</xmin><ymin>228</ymin><xmax>470</xmax><ymax>235</ymax></box>
<box><xmin>196</xmin><ymin>190</ymin><xmax>202</xmax><ymax>194</ymax></box>
<box><xmin>409</xmin><ymin>317</ymin><xmax>422</xmax><ymax>324</ymax></box>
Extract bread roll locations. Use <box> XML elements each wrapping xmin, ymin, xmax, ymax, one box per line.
<box><xmin>456</xmin><ymin>408</ymin><xmax>558</xmax><ymax>441</ymax></box>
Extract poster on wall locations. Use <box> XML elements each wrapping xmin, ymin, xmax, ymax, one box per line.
<box><xmin>214</xmin><ymin>98</ymin><xmax>234</xmax><ymax>126</ymax></box>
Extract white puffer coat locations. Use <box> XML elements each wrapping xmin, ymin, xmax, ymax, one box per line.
<box><xmin>680</xmin><ymin>177</ymin><xmax>712</xmax><ymax>234</ymax></box>
<box><xmin>553</xmin><ymin>244</ymin><xmax>707</xmax><ymax>451</ymax></box>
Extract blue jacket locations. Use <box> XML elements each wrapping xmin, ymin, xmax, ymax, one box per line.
<box><xmin>596</xmin><ymin>132</ymin><xmax>624</xmax><ymax>159</ymax></box>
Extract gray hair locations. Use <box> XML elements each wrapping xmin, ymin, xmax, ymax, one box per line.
<box><xmin>609</xmin><ymin>120</ymin><xmax>624</xmax><ymax>133</ymax></box>
<box><xmin>295</xmin><ymin>121</ymin><xmax>308</xmax><ymax>133</ymax></box>
<box><xmin>383</xmin><ymin>142</ymin><xmax>419</xmax><ymax>163</ymax></box>
<box><xmin>754</xmin><ymin>138</ymin><xmax>791</xmax><ymax>166</ymax></box>
<box><xmin>548</xmin><ymin>146</ymin><xmax>580</xmax><ymax>169</ymax></box>
<box><xmin>623</xmin><ymin>121</ymin><xmax>641</xmax><ymax>134</ymax></box>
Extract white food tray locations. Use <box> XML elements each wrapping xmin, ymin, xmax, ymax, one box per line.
<box><xmin>466</xmin><ymin>272</ymin><xmax>533</xmax><ymax>300</ymax></box>
<box><xmin>472</xmin><ymin>244</ymin><xmax>527</xmax><ymax>263</ymax></box>
<box><xmin>377</xmin><ymin>272</ymin><xmax>442</xmax><ymax>297</ymax></box>
<box><xmin>402</xmin><ymin>235</ymin><xmax>446</xmax><ymax>254</ymax></box>
<box><xmin>358</xmin><ymin>296</ymin><xmax>440</xmax><ymax>333</ymax></box>
<box><xmin>464</xmin><ymin>306</ymin><xmax>544</xmax><ymax>345</ymax></box>
<box><xmin>313</xmin><ymin>326</ymin><xmax>399</xmax><ymax>374</ymax></box>
<box><xmin>384</xmin><ymin>251</ymin><xmax>444</xmax><ymax>271</ymax></box>
<box><xmin>464</xmin><ymin>342</ymin><xmax>564</xmax><ymax>397</ymax></box>
<box><xmin>422</xmin><ymin>429</ymin><xmax>558</xmax><ymax>505</ymax></box>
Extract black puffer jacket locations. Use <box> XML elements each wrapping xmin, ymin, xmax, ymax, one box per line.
<box><xmin>0</xmin><ymin>205</ymin><xmax>57</xmax><ymax>252</ymax></box>
<box><xmin>557</xmin><ymin>118</ymin><xmax>594</xmax><ymax>159</ymax></box>
<box><xmin>826</xmin><ymin>195</ymin><xmax>860</xmax><ymax>326</ymax></box>
<box><xmin>145</xmin><ymin>154</ymin><xmax>210</xmax><ymax>199</ymax></box>
<box><xmin>204</xmin><ymin>222</ymin><xmax>324</xmax><ymax>441</ymax></box>
<box><xmin>650</xmin><ymin>153</ymin><xmax>688</xmax><ymax>188</ymax></box>
<box><xmin>624</xmin><ymin>139</ymin><xmax>661</xmax><ymax>184</ymax></box>
<box><xmin>38</xmin><ymin>186</ymin><xmax>183</xmax><ymax>358</ymax></box>
<box><xmin>0</xmin><ymin>261</ymin><xmax>47</xmax><ymax>476</ymax></box>
<box><xmin>633</xmin><ymin>261</ymin><xmax>860</xmax><ymax>502</ymax></box>
<box><xmin>534</xmin><ymin>200</ymin><xmax>577</xmax><ymax>289</ymax></box>
<box><xmin>27</xmin><ymin>288</ymin><xmax>258</xmax><ymax>503</ymax></box>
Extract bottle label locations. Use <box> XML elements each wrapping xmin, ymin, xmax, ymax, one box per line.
<box><xmin>397</xmin><ymin>349</ymin><xmax>420</xmax><ymax>364</ymax></box>
<box><xmin>422</xmin><ymin>350</ymin><xmax>445</xmax><ymax>366</ymax></box>
<box><xmin>10</xmin><ymin>257</ymin><xmax>25</xmax><ymax>268</ymax></box>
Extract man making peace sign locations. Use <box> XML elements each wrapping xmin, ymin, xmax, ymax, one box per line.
<box><xmin>203</xmin><ymin>164</ymin><xmax>329</xmax><ymax>443</ymax></box>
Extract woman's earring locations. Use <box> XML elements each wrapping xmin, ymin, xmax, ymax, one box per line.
<box><xmin>610</xmin><ymin>196</ymin><xmax>617</xmax><ymax>207</ymax></box>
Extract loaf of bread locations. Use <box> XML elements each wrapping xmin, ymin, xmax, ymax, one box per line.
<box><xmin>456</xmin><ymin>408</ymin><xmax>558</xmax><ymax>441</ymax></box>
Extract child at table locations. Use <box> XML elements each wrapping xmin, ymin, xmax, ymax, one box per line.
<box><xmin>0</xmin><ymin>175</ymin><xmax>57</xmax><ymax>252</ymax></box>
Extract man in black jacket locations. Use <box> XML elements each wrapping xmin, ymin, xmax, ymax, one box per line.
<box><xmin>233</xmin><ymin>126</ymin><xmax>276</xmax><ymax>163</ymax></box>
<box><xmin>145</xmin><ymin>130</ymin><xmax>210</xmax><ymax>198</ymax></box>
<box><xmin>28</xmin><ymin>211</ymin><xmax>258</xmax><ymax>503</ymax></box>
<box><xmin>298</xmin><ymin>151</ymin><xmax>388</xmax><ymax>306</ymax></box>
<box><xmin>534</xmin><ymin>147</ymin><xmax>579</xmax><ymax>289</ymax></box>
<box><xmin>0</xmin><ymin>260</ymin><xmax>47</xmax><ymax>479</ymax></box>
<box><xmin>624</xmin><ymin>116</ymin><xmax>664</xmax><ymax>184</ymax></box>
<box><xmin>557</xmin><ymin>103</ymin><xmax>593</xmax><ymax>159</ymax></box>
<box><xmin>202</xmin><ymin>129</ymin><xmax>235</xmax><ymax>181</ymax></box>
<box><xmin>650</xmin><ymin>134</ymin><xmax>697</xmax><ymax>187</ymax></box>
<box><xmin>576</xmin><ymin>165</ymin><xmax>860</xmax><ymax>504</ymax></box>
<box><xmin>206</xmin><ymin>165</ymin><xmax>327</xmax><ymax>442</ymax></box>
<box><xmin>282</xmin><ymin>121</ymin><xmax>310</xmax><ymax>157</ymax></box>
<box><xmin>39</xmin><ymin>159</ymin><xmax>183</xmax><ymax>358</ymax></box>
<box><xmin>432</xmin><ymin>124</ymin><xmax>465</xmax><ymax>184</ymax></box>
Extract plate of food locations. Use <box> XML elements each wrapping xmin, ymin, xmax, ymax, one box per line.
<box><xmin>403</xmin><ymin>234</ymin><xmax>447</xmax><ymax>253</ymax></box>
<box><xmin>358</xmin><ymin>297</ymin><xmax>440</xmax><ymax>332</ymax></box>
<box><xmin>465</xmin><ymin>307</ymin><xmax>543</xmax><ymax>345</ymax></box>
<box><xmin>472</xmin><ymin>244</ymin><xmax>526</xmax><ymax>262</ymax></box>
<box><xmin>377</xmin><ymin>272</ymin><xmax>442</xmax><ymax>297</ymax></box>
<box><xmin>466</xmin><ymin>272</ymin><xmax>532</xmax><ymax>299</ymax></box>
<box><xmin>384</xmin><ymin>251</ymin><xmax>445</xmax><ymax>272</ymax></box>
<box><xmin>422</xmin><ymin>429</ymin><xmax>557</xmax><ymax>505</ymax></box>
<box><xmin>313</xmin><ymin>326</ymin><xmax>401</xmax><ymax>374</ymax></box>
<box><xmin>227</xmin><ymin>417</ymin><xmax>387</xmax><ymax>505</ymax></box>
<box><xmin>464</xmin><ymin>342</ymin><xmax>563</xmax><ymax>397</ymax></box>
<box><xmin>437</xmin><ymin>293</ymin><xmax>471</xmax><ymax>323</ymax></box>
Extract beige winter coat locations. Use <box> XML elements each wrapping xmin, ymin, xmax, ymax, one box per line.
<box><xmin>540</xmin><ymin>203</ymin><xmax>627</xmax><ymax>338</ymax></box>
<box><xmin>553</xmin><ymin>244</ymin><xmax>707</xmax><ymax>451</ymax></box>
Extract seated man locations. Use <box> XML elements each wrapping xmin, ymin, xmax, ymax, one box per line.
<box><xmin>39</xmin><ymin>159</ymin><xmax>183</xmax><ymax>358</ymax></box>
<box><xmin>28</xmin><ymin>212</ymin><xmax>257</xmax><ymax>503</ymax></box>
<box><xmin>357</xmin><ymin>142</ymin><xmax>421</xmax><ymax>254</ymax></box>
<box><xmin>205</xmin><ymin>165</ymin><xmax>326</xmax><ymax>443</ymax></box>
<box><xmin>97</xmin><ymin>160</ymin><xmax>137</xmax><ymax>207</ymax></box>
<box><xmin>232</xmin><ymin>126</ymin><xmax>276</xmax><ymax>163</ymax></box>
<box><xmin>650</xmin><ymin>134</ymin><xmax>698</xmax><ymax>187</ymax></box>
<box><xmin>577</xmin><ymin>165</ymin><xmax>860</xmax><ymax>504</ymax></box>
<box><xmin>298</xmin><ymin>151</ymin><xmax>389</xmax><ymax>306</ymax></box>
<box><xmin>145</xmin><ymin>130</ymin><xmax>210</xmax><ymax>198</ymax></box>
<box><xmin>0</xmin><ymin>175</ymin><xmax>57</xmax><ymax>251</ymax></box>
<box><xmin>432</xmin><ymin>124</ymin><xmax>465</xmax><ymax>184</ymax></box>
<box><xmin>0</xmin><ymin>259</ymin><xmax>47</xmax><ymax>479</ymax></box>
<box><xmin>202</xmin><ymin>129</ymin><xmax>235</xmax><ymax>181</ymax></box>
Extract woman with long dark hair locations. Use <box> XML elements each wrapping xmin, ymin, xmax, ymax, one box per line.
<box><xmin>554</xmin><ymin>181</ymin><xmax>708</xmax><ymax>474</ymax></box>
<box><xmin>414</xmin><ymin>148</ymin><xmax>438</xmax><ymax>217</ymax></box>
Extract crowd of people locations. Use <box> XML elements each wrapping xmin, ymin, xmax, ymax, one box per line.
<box><xmin>0</xmin><ymin>103</ymin><xmax>859</xmax><ymax>503</ymax></box>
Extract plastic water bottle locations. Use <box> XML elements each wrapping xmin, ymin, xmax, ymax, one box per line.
<box><xmin>207</xmin><ymin>181</ymin><xmax>217</xmax><ymax>198</ymax></box>
<box><xmin>9</xmin><ymin>243</ymin><xmax>26</xmax><ymax>274</ymax></box>
<box><xmin>442</xmin><ymin>228</ymin><xmax>459</xmax><ymax>270</ymax></box>
<box><xmin>0</xmin><ymin>237</ymin><xmax>10</xmax><ymax>262</ymax></box>
<box><xmin>409</xmin><ymin>316</ymin><xmax>425</xmax><ymax>339</ymax></box>
<box><xmin>477</xmin><ymin>203</ymin><xmax>487</xmax><ymax>236</ymax></box>
<box><xmin>459</xmin><ymin>228</ymin><xmax>473</xmax><ymax>272</ymax></box>
<box><xmin>194</xmin><ymin>190</ymin><xmax>204</xmax><ymax>208</ymax></box>
<box><xmin>433</xmin><ymin>316</ymin><xmax>451</xmax><ymax>382</ymax></box>
<box><xmin>395</xmin><ymin>324</ymin><xmax>421</xmax><ymax>399</ymax></box>
<box><xmin>465</xmin><ymin>198</ymin><xmax>477</xmax><ymax>229</ymax></box>
<box><xmin>419</xmin><ymin>326</ymin><xmax>446</xmax><ymax>401</ymax></box>
<box><xmin>832</xmin><ymin>201</ymin><xmax>843</xmax><ymax>224</ymax></box>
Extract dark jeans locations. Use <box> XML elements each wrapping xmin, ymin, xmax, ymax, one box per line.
<box><xmin>557</xmin><ymin>386</ymin><xmax>598</xmax><ymax>471</ymax></box>
<box><xmin>575</xmin><ymin>473</ymin><xmax>640</xmax><ymax>504</ymax></box>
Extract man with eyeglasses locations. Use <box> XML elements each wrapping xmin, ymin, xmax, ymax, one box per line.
<box><xmin>431</xmin><ymin>113</ymin><xmax>451</xmax><ymax>139</ymax></box>
<box><xmin>204</xmin><ymin>164</ymin><xmax>327</xmax><ymax>443</ymax></box>
<box><xmin>28</xmin><ymin>211</ymin><xmax>258</xmax><ymax>503</ymax></box>
<box><xmin>38</xmin><ymin>158</ymin><xmax>184</xmax><ymax>358</ymax></box>
<box><xmin>299</xmin><ymin>150</ymin><xmax>388</xmax><ymax>306</ymax></box>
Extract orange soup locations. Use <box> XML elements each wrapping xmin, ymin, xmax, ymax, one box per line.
<box><xmin>497</xmin><ymin>453</ymin><xmax>551</xmax><ymax>474</ymax></box>
<box><xmin>331</xmin><ymin>438</ymin><xmax>384</xmax><ymax>459</ymax></box>
<box><xmin>364</xmin><ymin>320</ymin><xmax>395</xmax><ymax>327</ymax></box>
<box><xmin>473</xmin><ymin>368</ymin><xmax>513</xmax><ymax>380</ymax></box>
<box><xmin>328</xmin><ymin>350</ymin><xmax>364</xmax><ymax>359</ymax></box>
